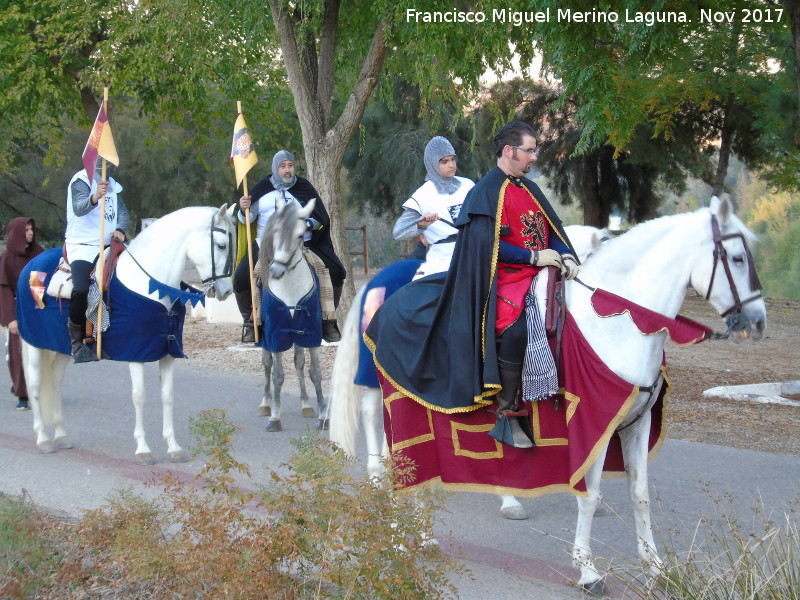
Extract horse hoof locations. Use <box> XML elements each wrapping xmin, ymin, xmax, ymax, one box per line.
<box><xmin>135</xmin><ymin>452</ymin><xmax>156</xmax><ymax>466</ymax></box>
<box><xmin>582</xmin><ymin>579</ymin><xmax>609</xmax><ymax>597</ymax></box>
<box><xmin>54</xmin><ymin>437</ymin><xmax>74</xmax><ymax>450</ymax></box>
<box><xmin>301</xmin><ymin>407</ymin><xmax>316</xmax><ymax>418</ymax></box>
<box><xmin>500</xmin><ymin>505</ymin><xmax>529</xmax><ymax>520</ymax></box>
<box><xmin>37</xmin><ymin>441</ymin><xmax>55</xmax><ymax>454</ymax></box>
<box><xmin>169</xmin><ymin>450</ymin><xmax>190</xmax><ymax>463</ymax></box>
<box><xmin>266</xmin><ymin>420</ymin><xmax>282</xmax><ymax>432</ymax></box>
<box><xmin>257</xmin><ymin>406</ymin><xmax>271</xmax><ymax>417</ymax></box>
<box><xmin>316</xmin><ymin>418</ymin><xmax>329</xmax><ymax>431</ymax></box>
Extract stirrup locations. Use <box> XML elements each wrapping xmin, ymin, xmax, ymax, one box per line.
<box><xmin>72</xmin><ymin>342</ymin><xmax>100</xmax><ymax>364</ymax></box>
<box><xmin>241</xmin><ymin>323</ymin><xmax>255</xmax><ymax>343</ymax></box>
<box><xmin>489</xmin><ymin>411</ymin><xmax>534</xmax><ymax>449</ymax></box>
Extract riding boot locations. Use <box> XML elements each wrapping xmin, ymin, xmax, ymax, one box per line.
<box><xmin>322</xmin><ymin>320</ymin><xmax>341</xmax><ymax>343</ymax></box>
<box><xmin>67</xmin><ymin>320</ymin><xmax>99</xmax><ymax>364</ymax></box>
<box><xmin>234</xmin><ymin>290</ymin><xmax>255</xmax><ymax>343</ymax></box>
<box><xmin>489</xmin><ymin>359</ymin><xmax>534</xmax><ymax>449</ymax></box>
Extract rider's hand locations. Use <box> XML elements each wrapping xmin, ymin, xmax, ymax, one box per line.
<box><xmin>111</xmin><ymin>230</ymin><xmax>126</xmax><ymax>243</ymax></box>
<box><xmin>8</xmin><ymin>320</ymin><xmax>18</xmax><ymax>336</ymax></box>
<box><xmin>239</xmin><ymin>195</ymin><xmax>252</xmax><ymax>211</ymax></box>
<box><xmin>417</xmin><ymin>212</ymin><xmax>439</xmax><ymax>228</ymax></box>
<box><xmin>92</xmin><ymin>181</ymin><xmax>109</xmax><ymax>204</ymax></box>
<box><xmin>529</xmin><ymin>248</ymin><xmax>563</xmax><ymax>268</ymax></box>
<box><xmin>561</xmin><ymin>254</ymin><xmax>580</xmax><ymax>280</ymax></box>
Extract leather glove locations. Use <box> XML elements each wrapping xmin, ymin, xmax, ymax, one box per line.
<box><xmin>561</xmin><ymin>254</ymin><xmax>580</xmax><ymax>280</ymax></box>
<box><xmin>529</xmin><ymin>248</ymin><xmax>563</xmax><ymax>268</ymax></box>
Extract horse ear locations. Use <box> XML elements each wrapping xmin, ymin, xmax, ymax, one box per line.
<box><xmin>225</xmin><ymin>203</ymin><xmax>236</xmax><ymax>223</ymax></box>
<box><xmin>299</xmin><ymin>198</ymin><xmax>316</xmax><ymax>219</ymax></box>
<box><xmin>216</xmin><ymin>203</ymin><xmax>229</xmax><ymax>223</ymax></box>
<box><xmin>710</xmin><ymin>195</ymin><xmax>732</xmax><ymax>225</ymax></box>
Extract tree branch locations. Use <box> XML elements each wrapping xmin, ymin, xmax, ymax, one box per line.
<box><xmin>317</xmin><ymin>0</ymin><xmax>341</xmax><ymax>128</ymax></box>
<box><xmin>328</xmin><ymin>22</ymin><xmax>387</xmax><ymax>157</ymax></box>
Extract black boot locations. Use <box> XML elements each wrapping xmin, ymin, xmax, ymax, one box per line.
<box><xmin>489</xmin><ymin>359</ymin><xmax>534</xmax><ymax>449</ymax></box>
<box><xmin>234</xmin><ymin>290</ymin><xmax>255</xmax><ymax>343</ymax></box>
<box><xmin>322</xmin><ymin>319</ymin><xmax>341</xmax><ymax>343</ymax></box>
<box><xmin>67</xmin><ymin>320</ymin><xmax>99</xmax><ymax>364</ymax></box>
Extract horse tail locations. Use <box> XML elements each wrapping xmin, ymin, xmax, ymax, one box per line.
<box><xmin>328</xmin><ymin>285</ymin><xmax>366</xmax><ymax>457</ymax></box>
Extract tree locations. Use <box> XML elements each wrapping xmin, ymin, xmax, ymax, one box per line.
<box><xmin>528</xmin><ymin>0</ymin><xmax>797</xmax><ymax>193</ymax></box>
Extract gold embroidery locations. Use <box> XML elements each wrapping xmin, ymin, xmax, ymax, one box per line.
<box><xmin>451</xmin><ymin>421</ymin><xmax>504</xmax><ymax>459</ymax></box>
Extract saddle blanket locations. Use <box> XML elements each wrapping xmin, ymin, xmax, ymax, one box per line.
<box><xmin>356</xmin><ymin>259</ymin><xmax>422</xmax><ymax>388</ymax></box>
<box><xmin>377</xmin><ymin>309</ymin><xmax>668</xmax><ymax>497</ymax></box>
<box><xmin>17</xmin><ymin>248</ymin><xmax>189</xmax><ymax>362</ymax></box>
<box><xmin>256</xmin><ymin>274</ymin><xmax>322</xmax><ymax>353</ymax></box>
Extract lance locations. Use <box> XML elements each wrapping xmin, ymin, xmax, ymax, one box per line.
<box><xmin>238</xmin><ymin>101</ymin><xmax>259</xmax><ymax>343</ymax></box>
<box><xmin>96</xmin><ymin>87</ymin><xmax>109</xmax><ymax>360</ymax></box>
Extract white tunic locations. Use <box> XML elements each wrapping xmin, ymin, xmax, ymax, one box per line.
<box><xmin>403</xmin><ymin>176</ymin><xmax>474</xmax><ymax>278</ymax></box>
<box><xmin>65</xmin><ymin>170</ymin><xmax>122</xmax><ymax>263</ymax></box>
<box><xmin>239</xmin><ymin>189</ymin><xmax>310</xmax><ymax>243</ymax></box>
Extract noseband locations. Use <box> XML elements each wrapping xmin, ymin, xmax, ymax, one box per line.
<box><xmin>704</xmin><ymin>215</ymin><xmax>762</xmax><ymax>329</ymax></box>
<box><xmin>202</xmin><ymin>214</ymin><xmax>234</xmax><ymax>285</ymax></box>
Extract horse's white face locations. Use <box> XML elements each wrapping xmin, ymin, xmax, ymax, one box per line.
<box><xmin>187</xmin><ymin>204</ymin><xmax>235</xmax><ymax>300</ymax></box>
<box><xmin>269</xmin><ymin>199</ymin><xmax>315</xmax><ymax>280</ymax></box>
<box><xmin>690</xmin><ymin>197</ymin><xmax>767</xmax><ymax>341</ymax></box>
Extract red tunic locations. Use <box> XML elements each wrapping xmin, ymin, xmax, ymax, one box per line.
<box><xmin>495</xmin><ymin>182</ymin><xmax>551</xmax><ymax>333</ymax></box>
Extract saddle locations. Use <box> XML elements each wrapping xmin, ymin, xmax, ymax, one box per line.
<box><xmin>46</xmin><ymin>239</ymin><xmax>127</xmax><ymax>300</ymax></box>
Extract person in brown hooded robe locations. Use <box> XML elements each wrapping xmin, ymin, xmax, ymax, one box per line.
<box><xmin>0</xmin><ymin>217</ymin><xmax>44</xmax><ymax>410</ymax></box>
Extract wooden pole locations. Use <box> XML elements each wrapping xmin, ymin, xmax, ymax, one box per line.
<box><xmin>238</xmin><ymin>101</ymin><xmax>259</xmax><ymax>343</ymax></box>
<box><xmin>96</xmin><ymin>87</ymin><xmax>109</xmax><ymax>360</ymax></box>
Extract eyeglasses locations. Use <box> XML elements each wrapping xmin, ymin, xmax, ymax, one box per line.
<box><xmin>511</xmin><ymin>145</ymin><xmax>538</xmax><ymax>156</ymax></box>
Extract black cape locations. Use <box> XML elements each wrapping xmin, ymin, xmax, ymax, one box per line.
<box><xmin>248</xmin><ymin>175</ymin><xmax>346</xmax><ymax>284</ymax></box>
<box><xmin>365</xmin><ymin>167</ymin><xmax>576</xmax><ymax>413</ymax></box>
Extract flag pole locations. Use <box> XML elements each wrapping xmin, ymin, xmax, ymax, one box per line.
<box><xmin>96</xmin><ymin>87</ymin><xmax>109</xmax><ymax>360</ymax></box>
<box><xmin>238</xmin><ymin>101</ymin><xmax>259</xmax><ymax>343</ymax></box>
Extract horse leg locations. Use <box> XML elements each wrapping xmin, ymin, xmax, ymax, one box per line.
<box><xmin>23</xmin><ymin>345</ymin><xmax>69</xmax><ymax>453</ymax></box>
<box><xmin>129</xmin><ymin>362</ymin><xmax>155</xmax><ymax>465</ymax></box>
<box><xmin>294</xmin><ymin>345</ymin><xmax>314</xmax><ymax>418</ymax></box>
<box><xmin>159</xmin><ymin>357</ymin><xmax>188</xmax><ymax>463</ymax></box>
<box><xmin>619</xmin><ymin>410</ymin><xmax>663</xmax><ymax>575</ymax></box>
<box><xmin>573</xmin><ymin>448</ymin><xmax>610</xmax><ymax>595</ymax></box>
<box><xmin>45</xmin><ymin>353</ymin><xmax>71</xmax><ymax>450</ymax></box>
<box><xmin>362</xmin><ymin>387</ymin><xmax>387</xmax><ymax>479</ymax></box>
<box><xmin>307</xmin><ymin>346</ymin><xmax>326</xmax><ymax>429</ymax></box>
<box><xmin>258</xmin><ymin>349</ymin><xmax>272</xmax><ymax>417</ymax></box>
<box><xmin>266</xmin><ymin>350</ymin><xmax>283</xmax><ymax>432</ymax></box>
<box><xmin>500</xmin><ymin>495</ymin><xmax>529</xmax><ymax>520</ymax></box>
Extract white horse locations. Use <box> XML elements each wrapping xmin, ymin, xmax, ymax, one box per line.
<box><xmin>334</xmin><ymin>198</ymin><xmax>766</xmax><ymax>593</ymax></box>
<box><xmin>20</xmin><ymin>205</ymin><xmax>236</xmax><ymax>464</ymax></box>
<box><xmin>329</xmin><ymin>224</ymin><xmax>606</xmax><ymax>520</ymax></box>
<box><xmin>256</xmin><ymin>198</ymin><xmax>326</xmax><ymax>432</ymax></box>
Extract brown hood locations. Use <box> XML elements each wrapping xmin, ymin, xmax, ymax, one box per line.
<box><xmin>4</xmin><ymin>217</ymin><xmax>36</xmax><ymax>257</ymax></box>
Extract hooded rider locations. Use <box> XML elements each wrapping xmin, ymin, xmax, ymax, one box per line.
<box><xmin>234</xmin><ymin>150</ymin><xmax>346</xmax><ymax>343</ymax></box>
<box><xmin>65</xmin><ymin>157</ymin><xmax>129</xmax><ymax>362</ymax></box>
<box><xmin>392</xmin><ymin>136</ymin><xmax>475</xmax><ymax>280</ymax></box>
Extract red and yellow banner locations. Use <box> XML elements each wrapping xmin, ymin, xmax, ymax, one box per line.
<box><xmin>82</xmin><ymin>104</ymin><xmax>119</xmax><ymax>186</ymax></box>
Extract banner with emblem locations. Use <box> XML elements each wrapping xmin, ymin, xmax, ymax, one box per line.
<box><xmin>82</xmin><ymin>104</ymin><xmax>119</xmax><ymax>186</ymax></box>
<box><xmin>230</xmin><ymin>112</ymin><xmax>258</xmax><ymax>188</ymax></box>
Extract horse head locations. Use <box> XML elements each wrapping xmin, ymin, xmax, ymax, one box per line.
<box><xmin>691</xmin><ymin>196</ymin><xmax>767</xmax><ymax>341</ymax></box>
<box><xmin>191</xmin><ymin>203</ymin><xmax>235</xmax><ymax>300</ymax></box>
<box><xmin>262</xmin><ymin>198</ymin><xmax>315</xmax><ymax>281</ymax></box>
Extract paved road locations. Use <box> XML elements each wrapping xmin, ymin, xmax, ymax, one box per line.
<box><xmin>1</xmin><ymin>351</ymin><xmax>798</xmax><ymax>599</ymax></box>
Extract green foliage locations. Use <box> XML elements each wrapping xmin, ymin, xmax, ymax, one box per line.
<box><xmin>0</xmin><ymin>492</ymin><xmax>65</xmax><ymax>599</ymax></box>
<box><xmin>2</xmin><ymin>409</ymin><xmax>464</xmax><ymax>599</ymax></box>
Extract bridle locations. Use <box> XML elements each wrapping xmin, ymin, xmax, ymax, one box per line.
<box><xmin>202</xmin><ymin>214</ymin><xmax>234</xmax><ymax>286</ymax></box>
<box><xmin>704</xmin><ymin>214</ymin><xmax>762</xmax><ymax>332</ymax></box>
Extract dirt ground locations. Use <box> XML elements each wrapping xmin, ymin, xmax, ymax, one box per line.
<box><xmin>182</xmin><ymin>289</ymin><xmax>800</xmax><ymax>457</ymax></box>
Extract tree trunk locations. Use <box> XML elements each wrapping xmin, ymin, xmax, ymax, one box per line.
<box><xmin>269</xmin><ymin>0</ymin><xmax>387</xmax><ymax>315</ymax></box>
<box><xmin>786</xmin><ymin>0</ymin><xmax>800</xmax><ymax>145</ymax></box>
<box><xmin>581</xmin><ymin>154</ymin><xmax>608</xmax><ymax>227</ymax></box>
<box><xmin>712</xmin><ymin>97</ymin><xmax>735</xmax><ymax>197</ymax></box>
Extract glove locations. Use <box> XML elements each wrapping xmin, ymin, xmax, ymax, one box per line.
<box><xmin>529</xmin><ymin>248</ymin><xmax>563</xmax><ymax>268</ymax></box>
<box><xmin>561</xmin><ymin>254</ymin><xmax>580</xmax><ymax>280</ymax></box>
